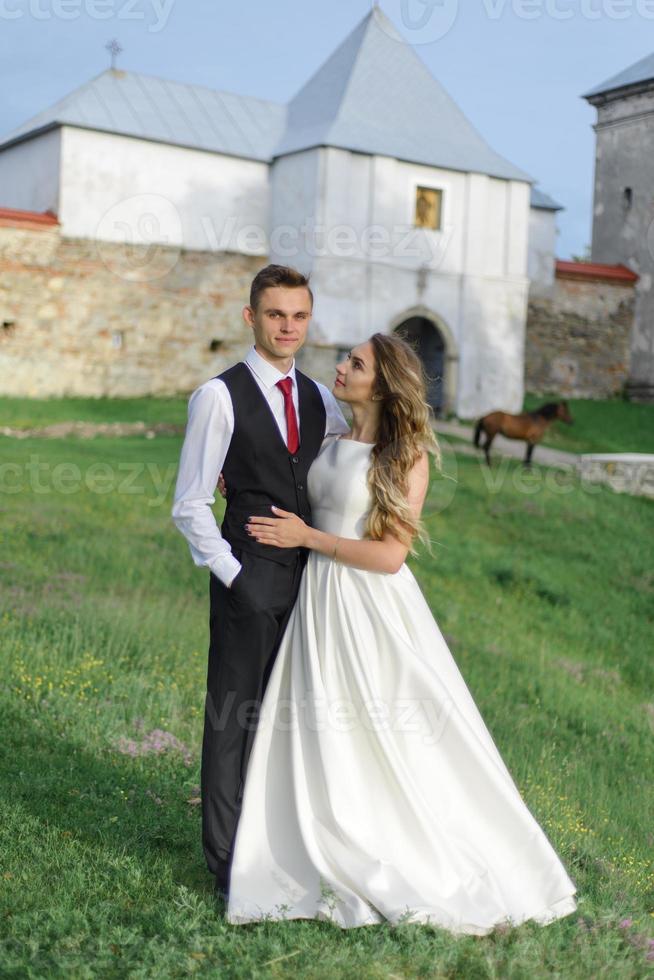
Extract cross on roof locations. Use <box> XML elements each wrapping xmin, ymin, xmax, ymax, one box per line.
<box><xmin>105</xmin><ymin>39</ymin><xmax>123</xmax><ymax>70</ymax></box>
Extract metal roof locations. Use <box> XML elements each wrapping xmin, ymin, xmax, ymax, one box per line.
<box><xmin>556</xmin><ymin>260</ymin><xmax>638</xmax><ymax>283</ymax></box>
<box><xmin>0</xmin><ymin>69</ymin><xmax>287</xmax><ymax>161</ymax></box>
<box><xmin>275</xmin><ymin>7</ymin><xmax>533</xmax><ymax>181</ymax></box>
<box><xmin>0</xmin><ymin>206</ymin><xmax>59</xmax><ymax>229</ymax></box>
<box><xmin>583</xmin><ymin>50</ymin><xmax>654</xmax><ymax>99</ymax></box>
<box><xmin>0</xmin><ymin>8</ymin><xmax>532</xmax><ymax>182</ymax></box>
<box><xmin>530</xmin><ymin>187</ymin><xmax>564</xmax><ymax>211</ymax></box>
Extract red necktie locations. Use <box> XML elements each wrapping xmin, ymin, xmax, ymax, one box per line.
<box><xmin>276</xmin><ymin>377</ymin><xmax>299</xmax><ymax>454</ymax></box>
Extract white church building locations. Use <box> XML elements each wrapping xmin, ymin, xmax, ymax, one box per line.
<box><xmin>0</xmin><ymin>6</ymin><xmax>560</xmax><ymax>417</ymax></box>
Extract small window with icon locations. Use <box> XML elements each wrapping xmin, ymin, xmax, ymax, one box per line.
<box><xmin>414</xmin><ymin>186</ymin><xmax>442</xmax><ymax>230</ymax></box>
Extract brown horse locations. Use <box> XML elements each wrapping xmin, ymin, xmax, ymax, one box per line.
<box><xmin>473</xmin><ymin>401</ymin><xmax>573</xmax><ymax>467</ymax></box>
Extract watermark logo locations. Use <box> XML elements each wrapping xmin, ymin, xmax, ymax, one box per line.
<box><xmin>0</xmin><ymin>455</ymin><xmax>177</xmax><ymax>507</ymax></box>
<box><xmin>480</xmin><ymin>0</ymin><xmax>654</xmax><ymax>20</ymax></box>
<box><xmin>205</xmin><ymin>688</ymin><xmax>457</xmax><ymax>746</ymax></box>
<box><xmin>94</xmin><ymin>197</ymin><xmax>455</xmax><ymax>281</ymax></box>
<box><xmin>0</xmin><ymin>0</ymin><xmax>175</xmax><ymax>32</ymax></box>
<box><xmin>374</xmin><ymin>0</ymin><xmax>460</xmax><ymax>43</ymax></box>
<box><xmin>95</xmin><ymin>193</ymin><xmax>182</xmax><ymax>281</ymax></box>
<box><xmin>202</xmin><ymin>214</ymin><xmax>455</xmax><ymax>266</ymax></box>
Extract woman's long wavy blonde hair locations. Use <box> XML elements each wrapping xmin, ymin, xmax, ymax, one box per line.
<box><xmin>363</xmin><ymin>332</ymin><xmax>442</xmax><ymax>557</ymax></box>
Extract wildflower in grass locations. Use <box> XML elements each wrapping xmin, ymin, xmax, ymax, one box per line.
<box><xmin>114</xmin><ymin>727</ymin><xmax>193</xmax><ymax>766</ymax></box>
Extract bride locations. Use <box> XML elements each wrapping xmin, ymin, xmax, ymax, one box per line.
<box><xmin>223</xmin><ymin>332</ymin><xmax>578</xmax><ymax>934</ymax></box>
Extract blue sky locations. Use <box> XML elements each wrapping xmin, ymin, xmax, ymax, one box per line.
<box><xmin>0</xmin><ymin>0</ymin><xmax>650</xmax><ymax>258</ymax></box>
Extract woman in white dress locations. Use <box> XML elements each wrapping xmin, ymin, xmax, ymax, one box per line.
<box><xmin>225</xmin><ymin>332</ymin><xmax>578</xmax><ymax>934</ymax></box>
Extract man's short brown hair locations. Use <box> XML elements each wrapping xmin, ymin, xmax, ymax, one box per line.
<box><xmin>249</xmin><ymin>264</ymin><xmax>313</xmax><ymax>311</ymax></box>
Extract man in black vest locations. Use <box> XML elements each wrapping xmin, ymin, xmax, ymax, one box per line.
<box><xmin>172</xmin><ymin>265</ymin><xmax>350</xmax><ymax>900</ymax></box>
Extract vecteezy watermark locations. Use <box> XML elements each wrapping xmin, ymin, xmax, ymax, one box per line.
<box><xmin>480</xmin><ymin>0</ymin><xmax>654</xmax><ymax>19</ymax></box>
<box><xmin>0</xmin><ymin>455</ymin><xmax>177</xmax><ymax>507</ymax></box>
<box><xmin>94</xmin><ymin>192</ymin><xmax>456</xmax><ymax>281</ymax></box>
<box><xmin>0</xmin><ymin>0</ymin><xmax>175</xmax><ymax>31</ymax></box>
<box><xmin>95</xmin><ymin>193</ymin><xmax>182</xmax><ymax>282</ymax></box>
<box><xmin>473</xmin><ymin>451</ymin><xmax>654</xmax><ymax>497</ymax></box>
<box><xmin>374</xmin><ymin>0</ymin><xmax>460</xmax><ymax>44</ymax></box>
<box><xmin>202</xmin><ymin>215</ymin><xmax>456</xmax><ymax>266</ymax></box>
<box><xmin>205</xmin><ymin>688</ymin><xmax>457</xmax><ymax>747</ymax></box>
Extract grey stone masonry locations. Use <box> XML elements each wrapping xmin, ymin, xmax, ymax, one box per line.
<box><xmin>585</xmin><ymin>77</ymin><xmax>654</xmax><ymax>401</ymax></box>
<box><xmin>525</xmin><ymin>262</ymin><xmax>637</xmax><ymax>398</ymax></box>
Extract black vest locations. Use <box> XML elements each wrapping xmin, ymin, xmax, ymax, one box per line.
<box><xmin>215</xmin><ymin>362</ymin><xmax>327</xmax><ymax>565</ymax></box>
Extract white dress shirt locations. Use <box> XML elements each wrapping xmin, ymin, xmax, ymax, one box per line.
<box><xmin>172</xmin><ymin>345</ymin><xmax>351</xmax><ymax>587</ymax></box>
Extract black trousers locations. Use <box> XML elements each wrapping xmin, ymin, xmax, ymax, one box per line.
<box><xmin>201</xmin><ymin>545</ymin><xmax>307</xmax><ymax>876</ymax></box>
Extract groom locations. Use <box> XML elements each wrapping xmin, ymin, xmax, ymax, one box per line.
<box><xmin>172</xmin><ymin>264</ymin><xmax>350</xmax><ymax>899</ymax></box>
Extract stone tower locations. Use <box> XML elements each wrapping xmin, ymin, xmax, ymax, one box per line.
<box><xmin>584</xmin><ymin>52</ymin><xmax>654</xmax><ymax>401</ymax></box>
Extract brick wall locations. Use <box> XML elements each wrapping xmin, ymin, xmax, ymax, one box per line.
<box><xmin>525</xmin><ymin>262</ymin><xmax>637</xmax><ymax>398</ymax></box>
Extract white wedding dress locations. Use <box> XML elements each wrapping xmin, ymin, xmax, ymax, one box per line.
<box><xmin>225</xmin><ymin>434</ymin><xmax>578</xmax><ymax>934</ymax></box>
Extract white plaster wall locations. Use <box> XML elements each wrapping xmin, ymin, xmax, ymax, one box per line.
<box><xmin>484</xmin><ymin>178</ymin><xmax>508</xmax><ymax>278</ymax></box>
<box><xmin>307</xmin><ymin>256</ymin><xmax>528</xmax><ymax>418</ymax></box>
<box><xmin>307</xmin><ymin>257</ymin><xmax>461</xmax><ymax>348</ymax></box>
<box><xmin>269</xmin><ymin>148</ymin><xmax>323</xmax><ymax>273</ymax></box>
<box><xmin>279</xmin><ymin>148</ymin><xmax>530</xmax><ymax>416</ymax></box>
<box><xmin>58</xmin><ymin>127</ymin><xmax>270</xmax><ymax>254</ymax></box>
<box><xmin>314</xmin><ymin>149</ymin><xmax>466</xmax><ymax>275</ymax></box>
<box><xmin>277</xmin><ymin>147</ymin><xmax>467</xmax><ymax>345</ymax></box>
<box><xmin>0</xmin><ymin>129</ymin><xmax>61</xmax><ymax>213</ymax></box>
<box><xmin>506</xmin><ymin>180</ymin><xmax>531</xmax><ymax>277</ymax></box>
<box><xmin>455</xmin><ymin>276</ymin><xmax>529</xmax><ymax>418</ymax></box>
<box><xmin>528</xmin><ymin>207</ymin><xmax>558</xmax><ymax>293</ymax></box>
<box><xmin>454</xmin><ymin>172</ymin><xmax>530</xmax><ymax>416</ymax></box>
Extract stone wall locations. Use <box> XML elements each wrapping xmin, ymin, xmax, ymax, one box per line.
<box><xmin>525</xmin><ymin>265</ymin><xmax>636</xmax><ymax>398</ymax></box>
<box><xmin>587</xmin><ymin>83</ymin><xmax>654</xmax><ymax>399</ymax></box>
<box><xmin>0</xmin><ymin>218</ymin><xmax>352</xmax><ymax>399</ymax></box>
<box><xmin>6</xmin><ymin>216</ymin><xmax>634</xmax><ymax>407</ymax></box>
<box><xmin>0</xmin><ymin>219</ymin><xmax>265</xmax><ymax>398</ymax></box>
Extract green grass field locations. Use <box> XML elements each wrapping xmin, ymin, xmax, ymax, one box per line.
<box><xmin>2</xmin><ymin>391</ymin><xmax>653</xmax><ymax>455</ymax></box>
<box><xmin>0</xmin><ymin>395</ymin><xmax>188</xmax><ymax>430</ymax></box>
<box><xmin>1</xmin><ymin>417</ymin><xmax>653</xmax><ymax>977</ymax></box>
<box><xmin>520</xmin><ymin>393</ymin><xmax>654</xmax><ymax>455</ymax></box>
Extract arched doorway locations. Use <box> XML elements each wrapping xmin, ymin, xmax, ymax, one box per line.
<box><xmin>394</xmin><ymin>317</ymin><xmax>446</xmax><ymax>415</ymax></box>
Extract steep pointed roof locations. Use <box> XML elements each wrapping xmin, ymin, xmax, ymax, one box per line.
<box><xmin>0</xmin><ymin>69</ymin><xmax>287</xmax><ymax>161</ymax></box>
<box><xmin>583</xmin><ymin>50</ymin><xmax>654</xmax><ymax>100</ymax></box>
<box><xmin>273</xmin><ymin>6</ymin><xmax>532</xmax><ymax>182</ymax></box>
<box><xmin>0</xmin><ymin>8</ymin><xmax>531</xmax><ymax>182</ymax></box>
